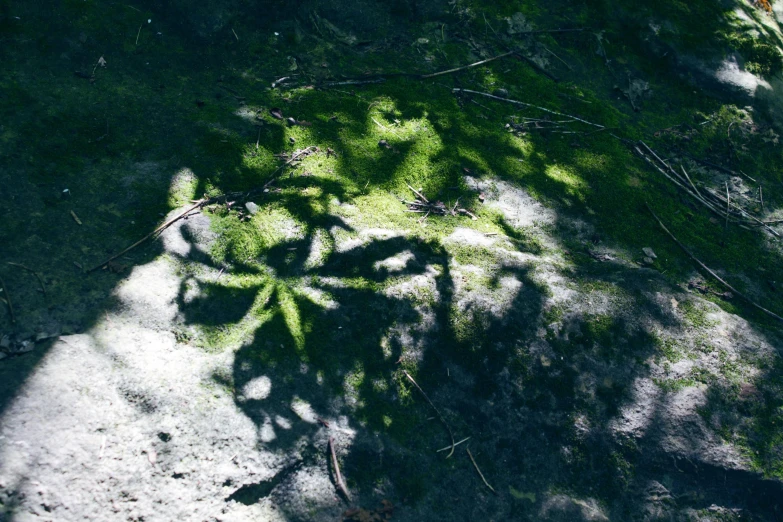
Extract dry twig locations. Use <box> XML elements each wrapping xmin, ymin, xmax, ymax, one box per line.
<box><xmin>402</xmin><ymin>370</ymin><xmax>456</xmax><ymax>458</ymax></box>
<box><xmin>420</xmin><ymin>51</ymin><xmax>515</xmax><ymax>79</ymax></box>
<box><xmin>453</xmin><ymin>88</ymin><xmax>604</xmax><ymax>129</ymax></box>
<box><xmin>466</xmin><ymin>447</ymin><xmax>496</xmax><ymax>494</ymax></box>
<box><xmin>328</xmin><ymin>437</ymin><xmax>350</xmax><ymax>502</ymax></box>
<box><xmin>646</xmin><ymin>203</ymin><xmax>783</xmax><ymax>323</ymax></box>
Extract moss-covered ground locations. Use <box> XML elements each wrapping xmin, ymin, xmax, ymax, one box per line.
<box><xmin>2</xmin><ymin>0</ymin><xmax>783</xmax><ymax>519</ymax></box>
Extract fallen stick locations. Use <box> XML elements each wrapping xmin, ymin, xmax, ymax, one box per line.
<box><xmin>88</xmin><ymin>148</ymin><xmax>316</xmax><ymax>273</ymax></box>
<box><xmin>87</xmin><ymin>200</ymin><xmax>204</xmax><ymax>272</ymax></box>
<box><xmin>328</xmin><ymin>437</ymin><xmax>350</xmax><ymax>502</ymax></box>
<box><xmin>6</xmin><ymin>262</ymin><xmax>46</xmax><ymax>296</ymax></box>
<box><xmin>0</xmin><ymin>274</ymin><xmax>15</xmax><ymax>323</ymax></box>
<box><xmin>453</xmin><ymin>88</ymin><xmax>604</xmax><ymax>129</ymax></box>
<box><xmin>406</xmin><ymin>184</ymin><xmax>430</xmax><ymax>203</ymax></box>
<box><xmin>516</xmin><ymin>27</ymin><xmax>588</xmax><ymax>35</ymax></box>
<box><xmin>436</xmin><ymin>436</ymin><xmax>471</xmax><ymax>453</ymax></box>
<box><xmin>646</xmin><ymin>203</ymin><xmax>783</xmax><ymax>323</ymax></box>
<box><xmin>466</xmin><ymin>447</ymin><xmax>496</xmax><ymax>494</ymax></box>
<box><xmin>420</xmin><ymin>51</ymin><xmax>515</xmax><ymax>79</ymax></box>
<box><xmin>322</xmin><ymin>78</ymin><xmax>386</xmax><ymax>87</ymax></box>
<box><xmin>402</xmin><ymin>370</ymin><xmax>456</xmax><ymax>458</ymax></box>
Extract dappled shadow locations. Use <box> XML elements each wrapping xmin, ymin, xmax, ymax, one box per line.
<box><xmin>3</xmin><ymin>0</ymin><xmax>783</xmax><ymax>521</ymax></box>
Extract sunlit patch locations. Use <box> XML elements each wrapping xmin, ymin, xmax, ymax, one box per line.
<box><xmin>303</xmin><ymin>228</ymin><xmax>333</xmax><ymax>270</ymax></box>
<box><xmin>366</xmin><ymin>98</ymin><xmax>430</xmax><ymax>142</ymax></box>
<box><xmin>290</xmin><ymin>397</ymin><xmax>318</xmax><ymax>423</ymax></box>
<box><xmin>275</xmin><ymin>415</ymin><xmax>292</xmax><ymax>430</ymax></box>
<box><xmin>239</xmin><ymin>375</ymin><xmax>272</xmax><ymax>401</ymax></box>
<box><xmin>181</xmin><ymin>278</ymin><xmax>201</xmax><ymax>304</ymax></box>
<box><xmin>373</xmin><ymin>250</ymin><xmax>415</xmax><ymax>273</ymax></box>
<box><xmin>573</xmin><ymin>150</ymin><xmax>610</xmax><ymax>172</ymax></box>
<box><xmin>167</xmin><ymin>167</ymin><xmax>198</xmax><ymax>208</ymax></box>
<box><xmin>295</xmin><ymin>285</ymin><xmax>339</xmax><ymax>310</ymax></box>
<box><xmin>276</xmin><ymin>285</ymin><xmax>305</xmax><ymax>353</ymax></box>
<box><xmin>545</xmin><ymin>164</ymin><xmax>588</xmax><ymax>199</ymax></box>
<box><xmin>259</xmin><ymin>416</ymin><xmax>276</xmax><ymax>442</ymax></box>
<box><xmin>233</xmin><ymin>105</ymin><xmax>263</xmax><ymax>122</ymax></box>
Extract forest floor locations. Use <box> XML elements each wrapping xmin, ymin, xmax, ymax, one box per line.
<box><xmin>3</xmin><ymin>1</ymin><xmax>783</xmax><ymax>521</ymax></box>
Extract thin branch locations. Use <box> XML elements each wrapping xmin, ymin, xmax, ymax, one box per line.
<box><xmin>516</xmin><ymin>27</ymin><xmax>588</xmax><ymax>35</ymax></box>
<box><xmin>436</xmin><ymin>436</ymin><xmax>471</xmax><ymax>453</ymax></box>
<box><xmin>453</xmin><ymin>88</ymin><xmax>603</xmax><ymax>128</ymax></box>
<box><xmin>466</xmin><ymin>447</ymin><xmax>496</xmax><ymax>494</ymax></box>
<box><xmin>88</xmin><ymin>147</ymin><xmax>317</xmax><ymax>273</ymax></box>
<box><xmin>328</xmin><ymin>437</ymin><xmax>350</xmax><ymax>502</ymax></box>
<box><xmin>406</xmin><ymin>184</ymin><xmax>430</xmax><ymax>203</ymax></box>
<box><xmin>646</xmin><ymin>203</ymin><xmax>783</xmax><ymax>323</ymax></box>
<box><xmin>402</xmin><ymin>370</ymin><xmax>456</xmax><ymax>458</ymax></box>
<box><xmin>87</xmin><ymin>201</ymin><xmax>204</xmax><ymax>272</ymax></box>
<box><xmin>421</xmin><ymin>51</ymin><xmax>515</xmax><ymax>79</ymax></box>
<box><xmin>6</xmin><ymin>262</ymin><xmax>46</xmax><ymax>296</ymax></box>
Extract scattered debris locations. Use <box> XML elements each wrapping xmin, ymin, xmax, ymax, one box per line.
<box><xmin>402</xmin><ymin>185</ymin><xmax>477</xmax><ymax>221</ymax></box>
<box><xmin>634</xmin><ymin>141</ymin><xmax>781</xmax><ymax>240</ymax></box>
<box><xmin>647</xmin><ymin>203</ymin><xmax>783</xmax><ymax>323</ymax></box>
<box><xmin>687</xmin><ymin>278</ymin><xmax>733</xmax><ymax>300</ymax></box>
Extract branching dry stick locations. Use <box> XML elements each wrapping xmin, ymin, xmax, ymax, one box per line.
<box><xmin>6</xmin><ymin>262</ymin><xmax>46</xmax><ymax>296</ymax></box>
<box><xmin>402</xmin><ymin>370</ymin><xmax>456</xmax><ymax>458</ymax></box>
<box><xmin>452</xmin><ymin>88</ymin><xmax>604</xmax><ymax>129</ymax></box>
<box><xmin>0</xmin><ymin>274</ymin><xmax>15</xmax><ymax>323</ymax></box>
<box><xmin>466</xmin><ymin>447</ymin><xmax>496</xmax><ymax>494</ymax></box>
<box><xmin>646</xmin><ymin>203</ymin><xmax>783</xmax><ymax>323</ymax></box>
<box><xmin>328</xmin><ymin>437</ymin><xmax>350</xmax><ymax>502</ymax></box>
